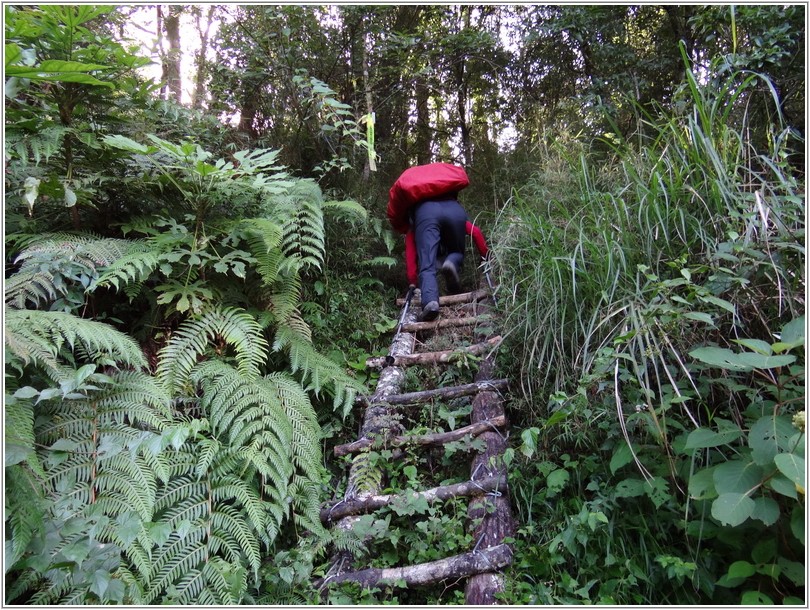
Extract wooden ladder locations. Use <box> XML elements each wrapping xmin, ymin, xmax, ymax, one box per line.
<box><xmin>316</xmin><ymin>283</ymin><xmax>515</xmax><ymax>604</ymax></box>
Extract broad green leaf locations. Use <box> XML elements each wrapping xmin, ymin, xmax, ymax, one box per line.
<box><xmin>609</xmin><ymin>442</ymin><xmax>634</xmax><ymax>474</ymax></box>
<box><xmin>115</xmin><ymin>511</ymin><xmax>142</xmax><ymax>546</ymax></box>
<box><xmin>689</xmin><ymin>346</ymin><xmax>751</xmax><ymax>371</ymax></box>
<box><xmin>711</xmin><ymin>492</ymin><xmax>754</xmax><ymax>526</ymax></box>
<box><xmin>5</xmin><ymin>443</ymin><xmax>35</xmax><ymax>466</ymax></box>
<box><xmin>38</xmin><ymin>59</ymin><xmax>110</xmax><ymax>72</ymax></box>
<box><xmin>727</xmin><ymin>560</ymin><xmax>755</xmax><ymax>579</ymax></box>
<box><xmin>779</xmin><ymin>316</ymin><xmax>805</xmax><ymax>346</ymax></box>
<box><xmin>773</xmin><ymin>453</ymin><xmax>804</xmax><ymax>490</ymax></box>
<box><xmin>777</xmin><ymin>557</ymin><xmax>805</xmax><ymax>586</ymax></box>
<box><xmin>520</xmin><ymin>427</ymin><xmax>539</xmax><ymax>457</ymax></box>
<box><xmin>749</xmin><ymin>415</ymin><xmax>795</xmax><ymax>465</ymax></box>
<box><xmin>614</xmin><ymin>477</ymin><xmax>646</xmax><ymax>498</ymax></box>
<box><xmin>684</xmin><ymin>422</ymin><xmax>740</xmax><ymax>449</ymax></box>
<box><xmin>734</xmin><ymin>352</ymin><xmax>795</xmax><ymax>369</ymax></box>
<box><xmin>546</xmin><ymin>468</ymin><xmax>569</xmax><ymax>494</ymax></box>
<box><xmin>90</xmin><ymin>568</ymin><xmax>111</xmax><ymax>598</ymax></box>
<box><xmin>732</xmin><ymin>338</ymin><xmax>772</xmax><ymax>355</ymax></box>
<box><xmin>740</xmin><ymin>590</ymin><xmax>773</xmax><ymax>605</ymax></box>
<box><xmin>13</xmin><ymin>386</ymin><xmax>39</xmax><ymax>399</ymax></box>
<box><xmin>5</xmin><ymin>43</ymin><xmax>22</xmax><ymax>67</ymax></box>
<box><xmin>688</xmin><ymin>466</ymin><xmax>717</xmax><ymax>500</ymax></box>
<box><xmin>751</xmin><ymin>538</ymin><xmax>777</xmax><ymax>563</ymax></box>
<box><xmin>750</xmin><ymin>496</ymin><xmax>780</xmax><ymax>526</ymax></box>
<box><xmin>103</xmin><ymin>134</ymin><xmax>152</xmax><ymax>153</ymax></box>
<box><xmin>768</xmin><ymin>472</ymin><xmax>799</xmax><ymax>499</ymax></box>
<box><xmin>644</xmin><ymin>477</ymin><xmax>671</xmax><ymax>508</ymax></box>
<box><xmin>712</xmin><ymin>459</ymin><xmax>762</xmax><ymax>495</ymax></box>
<box><xmin>791</xmin><ymin>505</ymin><xmax>804</xmax><ymax>544</ymax></box>
<box><xmin>699</xmin><ymin>294</ymin><xmax>736</xmax><ymax>314</ymax></box>
<box><xmin>683</xmin><ymin>311</ymin><xmax>715</xmax><ymax>326</ymax></box>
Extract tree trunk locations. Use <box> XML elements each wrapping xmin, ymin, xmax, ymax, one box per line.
<box><xmin>192</xmin><ymin>5</ymin><xmax>215</xmax><ymax>109</ymax></box>
<box><xmin>162</xmin><ymin>5</ymin><xmax>183</xmax><ymax>102</ymax></box>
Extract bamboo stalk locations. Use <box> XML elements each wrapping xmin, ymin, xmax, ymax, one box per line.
<box><xmin>315</xmin><ymin>543</ymin><xmax>512</xmax><ymax>590</ymax></box>
<box><xmin>356</xmin><ymin>379</ymin><xmax>509</xmax><ymax>407</ymax></box>
<box><xmin>334</xmin><ymin>415</ymin><xmax>506</xmax><ymax>457</ymax></box>
<box><xmin>365</xmin><ymin>336</ymin><xmax>501</xmax><ymax>369</ymax></box>
<box><xmin>321</xmin><ymin>475</ymin><xmax>506</xmax><ymax>523</ymax></box>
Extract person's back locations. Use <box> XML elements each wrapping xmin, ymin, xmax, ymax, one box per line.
<box><xmin>387</xmin><ymin>164</ymin><xmax>488</xmax><ymax>321</ymax></box>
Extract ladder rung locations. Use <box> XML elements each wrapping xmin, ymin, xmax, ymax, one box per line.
<box><xmin>333</xmin><ymin>415</ymin><xmax>506</xmax><ymax>457</ymax></box>
<box><xmin>396</xmin><ymin>289</ymin><xmax>489</xmax><ymax>307</ymax></box>
<box><xmin>321</xmin><ymin>475</ymin><xmax>506</xmax><ymax>523</ymax></box>
<box><xmin>356</xmin><ymin>379</ymin><xmax>509</xmax><ymax>407</ymax></box>
<box><xmin>365</xmin><ymin>336</ymin><xmax>501</xmax><ymax>369</ymax></box>
<box><xmin>314</xmin><ymin>543</ymin><xmax>512</xmax><ymax>590</ymax></box>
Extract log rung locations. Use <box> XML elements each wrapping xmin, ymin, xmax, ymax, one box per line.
<box><xmin>314</xmin><ymin>543</ymin><xmax>512</xmax><ymax>590</ymax></box>
<box><xmin>356</xmin><ymin>379</ymin><xmax>509</xmax><ymax>407</ymax></box>
<box><xmin>396</xmin><ymin>288</ymin><xmax>489</xmax><ymax>307</ymax></box>
<box><xmin>333</xmin><ymin>415</ymin><xmax>506</xmax><ymax>457</ymax></box>
<box><xmin>401</xmin><ymin>315</ymin><xmax>483</xmax><ymax>333</ymax></box>
<box><xmin>365</xmin><ymin>336</ymin><xmax>502</xmax><ymax>369</ymax></box>
<box><xmin>321</xmin><ymin>475</ymin><xmax>506</xmax><ymax>523</ymax></box>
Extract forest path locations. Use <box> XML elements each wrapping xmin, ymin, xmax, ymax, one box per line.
<box><xmin>315</xmin><ymin>281</ymin><xmax>515</xmax><ymax>604</ymax></box>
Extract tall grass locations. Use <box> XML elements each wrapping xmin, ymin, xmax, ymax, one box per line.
<box><xmin>494</xmin><ymin>66</ymin><xmax>804</xmax><ymax>417</ymax></box>
<box><xmin>496</xmin><ymin>58</ymin><xmax>804</xmax><ymax>606</ymax></box>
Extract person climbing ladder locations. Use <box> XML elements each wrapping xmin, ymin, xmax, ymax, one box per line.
<box><xmin>387</xmin><ymin>163</ymin><xmax>489</xmax><ymax>321</ymax></box>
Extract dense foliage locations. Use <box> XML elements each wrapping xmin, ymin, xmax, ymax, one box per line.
<box><xmin>4</xmin><ymin>4</ymin><xmax>804</xmax><ymax>605</ymax></box>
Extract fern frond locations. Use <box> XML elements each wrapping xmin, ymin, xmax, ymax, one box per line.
<box><xmin>91</xmin><ymin>249</ymin><xmax>160</xmax><ymax>294</ymax></box>
<box><xmin>267</xmin><ymin>181</ymin><xmax>326</xmax><ymax>271</ymax></box>
<box><xmin>5</xmin><ymin>309</ymin><xmax>148</xmax><ymax>379</ymax></box>
<box><xmin>322</xmin><ymin>198</ymin><xmax>368</xmax><ymax>222</ymax></box>
<box><xmin>235</xmin><ymin>218</ymin><xmax>284</xmax><ymax>286</ymax></box>
<box><xmin>272</xmin><ymin>325</ymin><xmax>362</xmax><ymax>414</ymax></box>
<box><xmin>6</xmin><ymin>234</ymin><xmax>142</xmax><ymax>309</ymax></box>
<box><xmin>156</xmin><ymin>306</ymin><xmax>268</xmax><ymax>392</ymax></box>
<box><xmin>5</xmin><ymin>464</ymin><xmax>47</xmax><ymax>568</ymax></box>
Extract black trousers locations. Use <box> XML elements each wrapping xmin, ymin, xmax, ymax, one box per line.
<box><xmin>413</xmin><ymin>199</ymin><xmax>467</xmax><ymax>305</ymax></box>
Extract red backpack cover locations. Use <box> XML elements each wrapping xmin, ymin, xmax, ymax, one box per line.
<box><xmin>387</xmin><ymin>163</ymin><xmax>469</xmax><ymax>233</ymax></box>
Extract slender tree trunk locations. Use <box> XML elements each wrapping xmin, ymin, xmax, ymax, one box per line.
<box><xmin>162</xmin><ymin>5</ymin><xmax>183</xmax><ymax>102</ymax></box>
<box><xmin>192</xmin><ymin>5</ymin><xmax>215</xmax><ymax>109</ymax></box>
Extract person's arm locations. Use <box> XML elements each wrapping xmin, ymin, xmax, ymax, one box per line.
<box><xmin>405</xmin><ymin>230</ymin><xmax>418</xmax><ymax>285</ymax></box>
<box><xmin>465</xmin><ymin>221</ymin><xmax>489</xmax><ymax>259</ymax></box>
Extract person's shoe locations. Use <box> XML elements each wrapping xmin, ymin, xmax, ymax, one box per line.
<box><xmin>419</xmin><ymin>300</ymin><xmax>439</xmax><ymax>322</ymax></box>
<box><xmin>441</xmin><ymin>260</ymin><xmax>462</xmax><ymax>294</ymax></box>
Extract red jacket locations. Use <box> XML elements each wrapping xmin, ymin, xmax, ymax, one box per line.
<box><xmin>405</xmin><ymin>222</ymin><xmax>489</xmax><ymax>285</ymax></box>
<box><xmin>387</xmin><ymin>163</ymin><xmax>470</xmax><ymax>234</ymax></box>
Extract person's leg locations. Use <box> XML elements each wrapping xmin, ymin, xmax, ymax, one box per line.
<box><xmin>413</xmin><ymin>201</ymin><xmax>442</xmax><ymax>315</ymax></box>
<box><xmin>438</xmin><ymin>201</ymin><xmax>467</xmax><ymax>293</ymax></box>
